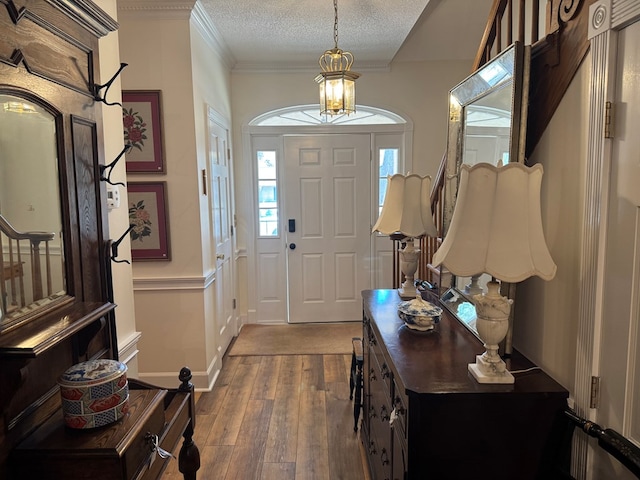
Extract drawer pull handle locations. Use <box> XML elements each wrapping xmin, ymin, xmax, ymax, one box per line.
<box><xmin>369</xmin><ymin>368</ymin><xmax>377</xmax><ymax>381</ymax></box>
<box><xmin>369</xmin><ymin>405</ymin><xmax>377</xmax><ymax>419</ymax></box>
<box><xmin>380</xmin><ymin>405</ymin><xmax>390</xmax><ymax>422</ymax></box>
<box><xmin>394</xmin><ymin>396</ymin><xmax>406</xmax><ymax>415</ymax></box>
<box><xmin>381</xmin><ymin>364</ymin><xmax>390</xmax><ymax>378</ymax></box>
<box><xmin>369</xmin><ymin>441</ymin><xmax>377</xmax><ymax>455</ymax></box>
<box><xmin>389</xmin><ymin>407</ymin><xmax>399</xmax><ymax>427</ymax></box>
<box><xmin>146</xmin><ymin>432</ymin><xmax>175</xmax><ymax>460</ymax></box>
<box><xmin>381</xmin><ymin>448</ymin><xmax>390</xmax><ymax>465</ymax></box>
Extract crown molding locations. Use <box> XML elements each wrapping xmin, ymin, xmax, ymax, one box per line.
<box><xmin>190</xmin><ymin>1</ymin><xmax>235</xmax><ymax>69</ymax></box>
<box><xmin>117</xmin><ymin>0</ymin><xmax>195</xmax><ymax>19</ymax></box>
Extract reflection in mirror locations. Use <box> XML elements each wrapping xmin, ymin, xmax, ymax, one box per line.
<box><xmin>0</xmin><ymin>94</ymin><xmax>67</xmax><ymax>332</ymax></box>
<box><xmin>439</xmin><ymin>43</ymin><xmax>529</xmax><ymax>349</ymax></box>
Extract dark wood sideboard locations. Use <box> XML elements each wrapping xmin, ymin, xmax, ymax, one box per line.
<box><xmin>361</xmin><ymin>289</ymin><xmax>569</xmax><ymax>480</ymax></box>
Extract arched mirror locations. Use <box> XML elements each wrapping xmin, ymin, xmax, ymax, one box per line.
<box><xmin>439</xmin><ymin>42</ymin><xmax>530</xmax><ymax>350</ymax></box>
<box><xmin>0</xmin><ymin>93</ymin><xmax>68</xmax><ymax>332</ymax></box>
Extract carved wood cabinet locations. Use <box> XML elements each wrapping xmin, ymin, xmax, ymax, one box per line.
<box><xmin>361</xmin><ymin>290</ymin><xmax>569</xmax><ymax>480</ymax></box>
<box><xmin>0</xmin><ymin>2</ymin><xmax>198</xmax><ymax>478</ymax></box>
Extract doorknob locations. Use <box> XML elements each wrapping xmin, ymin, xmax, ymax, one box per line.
<box><xmin>216</xmin><ymin>254</ymin><xmax>225</xmax><ymax>259</ymax></box>
<box><xmin>289</xmin><ymin>243</ymin><xmax>296</xmax><ymax>250</ymax></box>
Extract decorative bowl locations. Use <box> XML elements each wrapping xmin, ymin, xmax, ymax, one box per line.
<box><xmin>63</xmin><ymin>394</ymin><xmax>129</xmax><ymax>429</ymax></box>
<box><xmin>62</xmin><ymin>381</ymin><xmax>129</xmax><ymax>415</ymax></box>
<box><xmin>58</xmin><ymin>359</ymin><xmax>128</xmax><ymax>402</ymax></box>
<box><xmin>397</xmin><ymin>296</ymin><xmax>443</xmax><ymax>331</ymax></box>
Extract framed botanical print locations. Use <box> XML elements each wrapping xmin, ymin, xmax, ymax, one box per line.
<box><xmin>122</xmin><ymin>90</ymin><xmax>165</xmax><ymax>173</ymax></box>
<box><xmin>127</xmin><ymin>182</ymin><xmax>170</xmax><ymax>261</ymax></box>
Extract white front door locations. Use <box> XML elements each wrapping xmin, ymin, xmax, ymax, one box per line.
<box><xmin>208</xmin><ymin>110</ymin><xmax>235</xmax><ymax>356</ymax></box>
<box><xmin>596</xmin><ymin>18</ymin><xmax>640</xmax><ymax>480</ymax></box>
<box><xmin>284</xmin><ymin>134</ymin><xmax>372</xmax><ymax>323</ymax></box>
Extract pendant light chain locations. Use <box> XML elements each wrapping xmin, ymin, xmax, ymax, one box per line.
<box><xmin>333</xmin><ymin>0</ymin><xmax>339</xmax><ymax>49</ymax></box>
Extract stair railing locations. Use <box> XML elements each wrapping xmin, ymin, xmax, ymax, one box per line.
<box><xmin>0</xmin><ymin>213</ymin><xmax>55</xmax><ymax>318</ymax></box>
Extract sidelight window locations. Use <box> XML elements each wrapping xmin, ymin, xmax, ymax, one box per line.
<box><xmin>377</xmin><ymin>148</ymin><xmax>399</xmax><ymax>214</ymax></box>
<box><xmin>257</xmin><ymin>150</ymin><xmax>278</xmax><ymax>237</ymax></box>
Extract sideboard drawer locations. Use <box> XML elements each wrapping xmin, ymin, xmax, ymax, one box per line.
<box><xmin>13</xmin><ymin>389</ymin><xmax>168</xmax><ymax>479</ymax></box>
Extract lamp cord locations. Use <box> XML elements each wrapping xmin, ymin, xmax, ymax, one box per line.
<box><xmin>509</xmin><ymin>366</ymin><xmax>542</xmax><ymax>375</ymax></box>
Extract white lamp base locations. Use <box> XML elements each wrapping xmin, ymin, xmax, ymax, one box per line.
<box><xmin>398</xmin><ymin>238</ymin><xmax>420</xmax><ymax>299</ymax></box>
<box><xmin>398</xmin><ymin>287</ymin><xmax>418</xmax><ymax>299</ymax></box>
<box><xmin>469</xmin><ymin>281</ymin><xmax>515</xmax><ymax>385</ymax></box>
<box><xmin>468</xmin><ymin>354</ymin><xmax>515</xmax><ymax>384</ymax></box>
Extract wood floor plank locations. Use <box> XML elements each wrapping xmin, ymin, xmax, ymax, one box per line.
<box><xmin>300</xmin><ymin>354</ymin><xmax>325</xmax><ymax>392</ymax></box>
<box><xmin>193</xmin><ymin>413</ymin><xmax>216</xmax><ymax>447</ymax></box>
<box><xmin>261</xmin><ymin>462</ymin><xmax>296</xmax><ymax>480</ymax></box>
<box><xmin>325</xmin><ymin>381</ymin><xmax>366</xmax><ymax>480</ymax></box>
<box><xmin>196</xmin><ymin>445</ymin><xmax>234</xmax><ymax>480</ymax></box>
<box><xmin>323</xmin><ymin>354</ymin><xmax>348</xmax><ymax>384</ymax></box>
<box><xmin>206</xmin><ymin>361</ymin><xmax>260</xmax><ymax>446</ymax></box>
<box><xmin>223</xmin><ymin>399</ymin><xmax>273</xmax><ymax>479</ymax></box>
<box><xmin>279</xmin><ymin>355</ymin><xmax>304</xmax><ymax>385</ymax></box>
<box><xmin>295</xmin><ymin>389</ymin><xmax>330</xmax><ymax>480</ymax></box>
<box><xmin>263</xmin><ymin>367</ymin><xmax>301</xmax><ymax>463</ymax></box>
<box><xmin>251</xmin><ymin>355</ymin><xmax>283</xmax><ymax>400</ymax></box>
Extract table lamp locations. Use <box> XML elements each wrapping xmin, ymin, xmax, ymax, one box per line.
<box><xmin>372</xmin><ymin>173</ymin><xmax>437</xmax><ymax>299</ymax></box>
<box><xmin>431</xmin><ymin>162</ymin><xmax>556</xmax><ymax>384</ymax></box>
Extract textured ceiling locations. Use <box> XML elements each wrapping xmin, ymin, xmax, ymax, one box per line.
<box><xmin>200</xmin><ymin>0</ymin><xmax>430</xmax><ymax>70</ymax></box>
<box><xmin>118</xmin><ymin>0</ymin><xmax>494</xmax><ymax>72</ymax></box>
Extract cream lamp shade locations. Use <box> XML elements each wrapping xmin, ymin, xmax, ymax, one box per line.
<box><xmin>372</xmin><ymin>173</ymin><xmax>437</xmax><ymax>239</ymax></box>
<box><xmin>431</xmin><ymin>162</ymin><xmax>556</xmax><ymax>384</ymax></box>
<box><xmin>431</xmin><ymin>162</ymin><xmax>556</xmax><ymax>282</ymax></box>
<box><xmin>373</xmin><ymin>173</ymin><xmax>437</xmax><ymax>298</ymax></box>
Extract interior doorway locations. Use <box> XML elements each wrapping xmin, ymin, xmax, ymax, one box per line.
<box><xmin>207</xmin><ymin>108</ymin><xmax>236</xmax><ymax>356</ymax></box>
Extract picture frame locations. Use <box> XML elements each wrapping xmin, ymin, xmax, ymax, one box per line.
<box><xmin>122</xmin><ymin>90</ymin><xmax>165</xmax><ymax>173</ymax></box>
<box><xmin>127</xmin><ymin>182</ymin><xmax>171</xmax><ymax>261</ymax></box>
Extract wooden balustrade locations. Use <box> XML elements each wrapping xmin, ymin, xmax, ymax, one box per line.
<box><xmin>0</xmin><ymin>213</ymin><xmax>55</xmax><ymax>318</ymax></box>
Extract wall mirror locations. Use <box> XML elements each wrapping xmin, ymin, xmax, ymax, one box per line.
<box><xmin>439</xmin><ymin>42</ymin><xmax>530</xmax><ymax>350</ymax></box>
<box><xmin>0</xmin><ymin>93</ymin><xmax>68</xmax><ymax>333</ymax></box>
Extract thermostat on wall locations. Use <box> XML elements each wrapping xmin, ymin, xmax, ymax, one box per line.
<box><xmin>106</xmin><ymin>184</ymin><xmax>121</xmax><ymax>210</ymax></box>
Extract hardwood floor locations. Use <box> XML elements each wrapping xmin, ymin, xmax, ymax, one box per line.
<box><xmin>162</xmin><ymin>353</ymin><xmax>369</xmax><ymax>480</ymax></box>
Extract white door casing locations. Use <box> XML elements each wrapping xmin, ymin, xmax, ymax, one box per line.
<box><xmin>208</xmin><ymin>108</ymin><xmax>236</xmax><ymax>357</ymax></box>
<box><xmin>595</xmin><ymin>14</ymin><xmax>640</xmax><ymax>480</ymax></box>
<box><xmin>284</xmin><ymin>134</ymin><xmax>372</xmax><ymax>323</ymax></box>
<box><xmin>578</xmin><ymin>1</ymin><xmax>640</xmax><ymax>478</ymax></box>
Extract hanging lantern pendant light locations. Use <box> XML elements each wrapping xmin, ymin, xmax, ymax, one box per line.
<box><xmin>315</xmin><ymin>0</ymin><xmax>360</xmax><ymax>116</ymax></box>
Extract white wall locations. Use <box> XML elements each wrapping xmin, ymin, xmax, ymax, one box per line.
<box><xmin>96</xmin><ymin>0</ymin><xmax>141</xmax><ymax>376</ymax></box>
<box><xmin>115</xmin><ymin>3</ymin><xmax>233</xmax><ymax>389</ymax></box>
<box><xmin>513</xmin><ymin>55</ymin><xmax>592</xmax><ymax>392</ymax></box>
